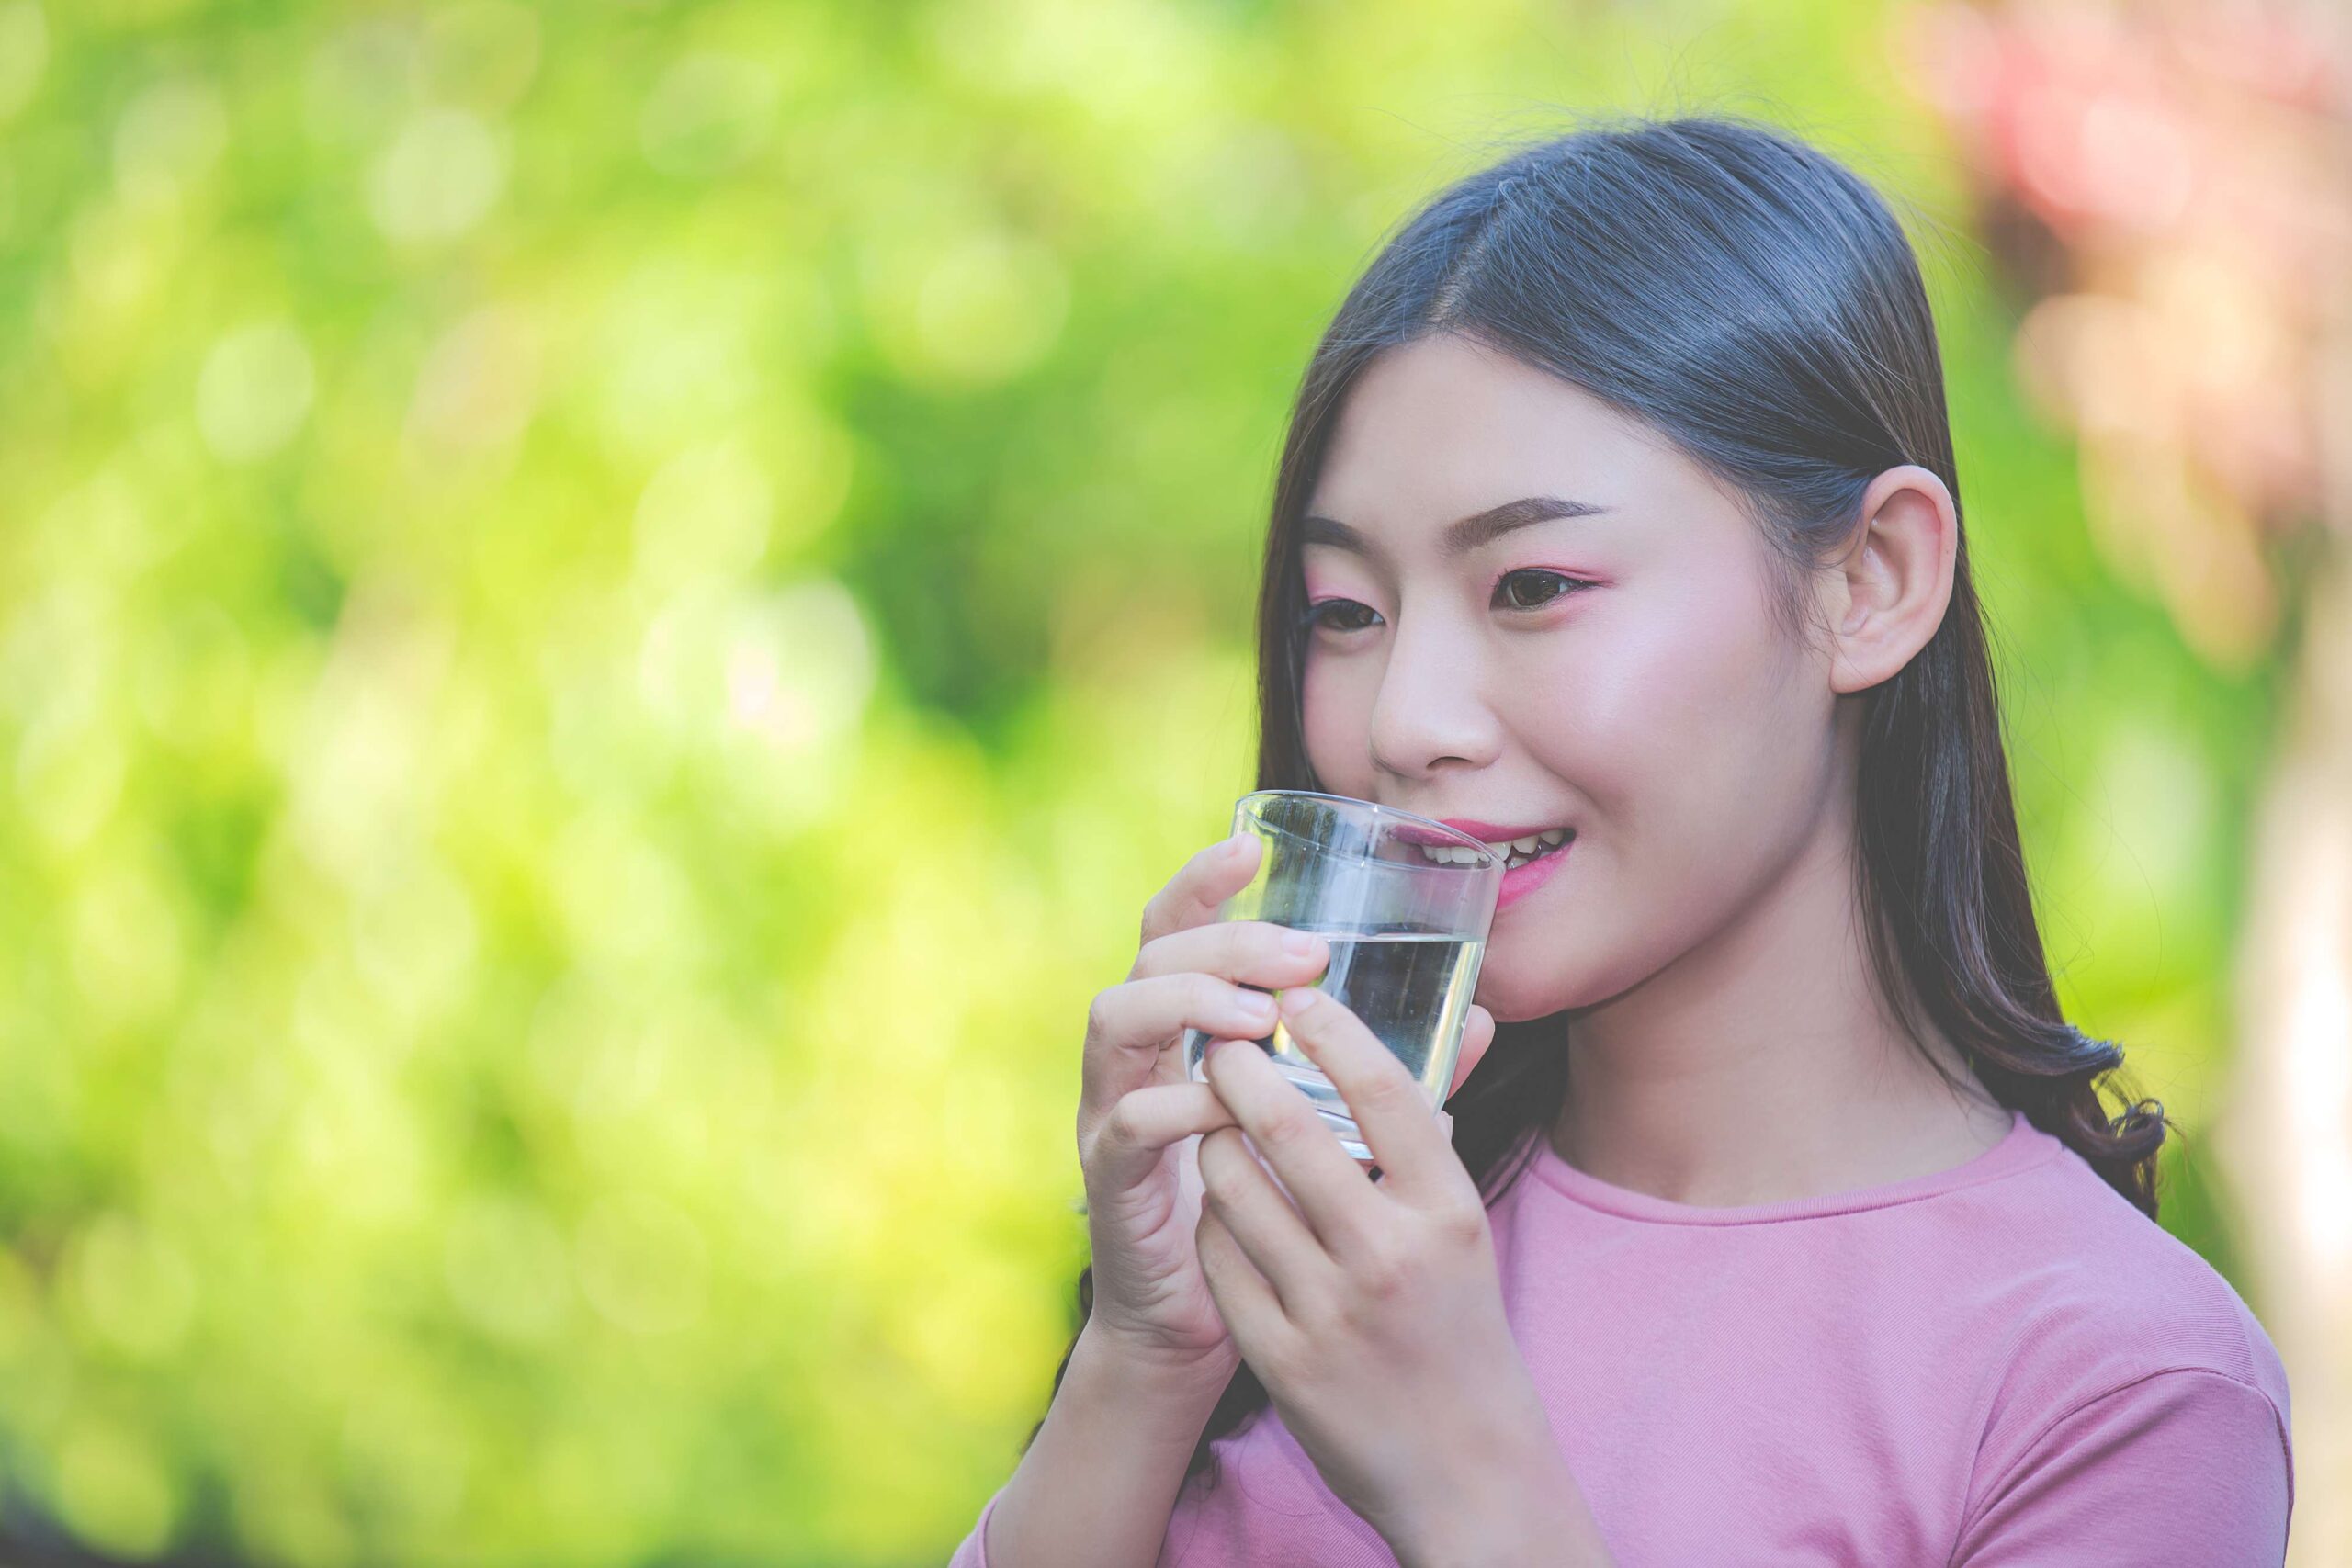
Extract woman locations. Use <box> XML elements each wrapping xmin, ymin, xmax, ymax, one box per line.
<box><xmin>950</xmin><ymin>114</ymin><xmax>2292</xmax><ymax>1565</ymax></box>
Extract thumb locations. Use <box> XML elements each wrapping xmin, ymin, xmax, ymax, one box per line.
<box><xmin>1447</xmin><ymin>1004</ymin><xmax>1497</xmax><ymax>1098</ymax></box>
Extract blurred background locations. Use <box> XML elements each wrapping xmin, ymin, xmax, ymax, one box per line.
<box><xmin>0</xmin><ymin>0</ymin><xmax>2345</xmax><ymax>1562</ymax></box>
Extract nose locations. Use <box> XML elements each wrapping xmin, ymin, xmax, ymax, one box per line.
<box><xmin>1365</xmin><ymin>605</ymin><xmax>1501</xmax><ymax>780</ymax></box>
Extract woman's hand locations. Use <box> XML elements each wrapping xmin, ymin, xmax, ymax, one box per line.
<box><xmin>1072</xmin><ymin>831</ymin><xmax>1335</xmax><ymax>1388</ymax></box>
<box><xmin>1194</xmin><ymin>987</ymin><xmax>1605</xmax><ymax>1562</ymax></box>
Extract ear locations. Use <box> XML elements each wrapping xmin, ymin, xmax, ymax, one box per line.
<box><xmin>1822</xmin><ymin>464</ymin><xmax>1959</xmax><ymax>695</ymax></box>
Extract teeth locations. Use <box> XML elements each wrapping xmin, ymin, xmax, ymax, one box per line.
<box><xmin>1415</xmin><ymin>829</ymin><xmax>1571</xmax><ymax>866</ymax></box>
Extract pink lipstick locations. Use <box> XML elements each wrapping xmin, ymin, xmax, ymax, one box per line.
<box><xmin>1495</xmin><ymin>832</ymin><xmax>1573</xmax><ymax>910</ymax></box>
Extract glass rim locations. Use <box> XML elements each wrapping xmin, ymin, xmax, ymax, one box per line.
<box><xmin>1234</xmin><ymin>789</ymin><xmax>1507</xmax><ymax>873</ymax></box>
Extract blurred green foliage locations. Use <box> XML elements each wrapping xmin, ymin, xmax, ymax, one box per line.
<box><xmin>0</xmin><ymin>0</ymin><xmax>2274</xmax><ymax>1562</ymax></box>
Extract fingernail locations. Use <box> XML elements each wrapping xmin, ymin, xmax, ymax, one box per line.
<box><xmin>1240</xmin><ymin>991</ymin><xmax>1278</xmax><ymax>1025</ymax></box>
<box><xmin>1223</xmin><ymin>832</ymin><xmax>1252</xmax><ymax>858</ymax></box>
<box><xmin>1283</xmin><ymin>930</ymin><xmax>1320</xmax><ymax>956</ymax></box>
<box><xmin>1279</xmin><ymin>987</ymin><xmax>1313</xmax><ymax>1017</ymax></box>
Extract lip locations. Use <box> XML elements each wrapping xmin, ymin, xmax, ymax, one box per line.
<box><xmin>1495</xmin><ymin>832</ymin><xmax>1572</xmax><ymax>910</ymax></box>
<box><xmin>1389</xmin><ymin>817</ymin><xmax>1574</xmax><ymax>849</ymax></box>
<box><xmin>1387</xmin><ymin>813</ymin><xmax>1577</xmax><ymax>909</ymax></box>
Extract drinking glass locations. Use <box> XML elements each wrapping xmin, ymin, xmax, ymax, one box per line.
<box><xmin>1182</xmin><ymin>790</ymin><xmax>1505</xmax><ymax>1161</ymax></box>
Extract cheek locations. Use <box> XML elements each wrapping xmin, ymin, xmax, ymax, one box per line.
<box><xmin>1517</xmin><ymin>573</ymin><xmax>1813</xmax><ymax>863</ymax></box>
<box><xmin>1299</xmin><ymin>653</ymin><xmax>1374</xmax><ymax>788</ymax></box>
<box><xmin>1483</xmin><ymin>590</ymin><xmax>1813</xmax><ymax>1017</ymax></box>
<box><xmin>1521</xmin><ymin>604</ymin><xmax>1746</xmax><ymax>773</ymax></box>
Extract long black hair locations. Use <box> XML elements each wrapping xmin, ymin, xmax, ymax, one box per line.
<box><xmin>1039</xmin><ymin>110</ymin><xmax>2166</xmax><ymax>1492</ymax></box>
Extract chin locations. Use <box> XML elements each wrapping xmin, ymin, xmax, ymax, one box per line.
<box><xmin>1476</xmin><ymin>916</ymin><xmax>1653</xmax><ymax>1022</ymax></box>
<box><xmin>1473</xmin><ymin>967</ymin><xmax>1583</xmax><ymax>1026</ymax></box>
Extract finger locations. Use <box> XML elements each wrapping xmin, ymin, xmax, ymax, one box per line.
<box><xmin>1136</xmin><ymin>831</ymin><xmax>1261</xmax><ymax>950</ymax></box>
<box><xmin>1194</xmin><ymin>1122</ymin><xmax>1330</xmax><ymax>1314</ymax></box>
<box><xmin>1202</xmin><ymin>1029</ymin><xmax>1383</xmax><ymax>1261</ymax></box>
<box><xmin>1447</xmin><ymin>1004</ymin><xmax>1497</xmax><ymax>1100</ymax></box>
<box><xmin>1083</xmin><ymin>1080</ymin><xmax>1239</xmax><ymax>1196</ymax></box>
<box><xmin>1273</xmin><ymin>985</ymin><xmax>1466</xmax><ymax>1206</ymax></box>
<box><xmin>1195</xmin><ymin>1203</ymin><xmax>1290</xmax><ymax>1359</ymax></box>
<box><xmin>1131</xmin><ymin>918</ymin><xmax>1330</xmax><ymax>991</ymax></box>
<box><xmin>1373</xmin><ymin>1103</ymin><xmax>1456</xmax><ymax>1187</ymax></box>
<box><xmin>1080</xmin><ymin>975</ymin><xmax>1283</xmax><ymax>1134</ymax></box>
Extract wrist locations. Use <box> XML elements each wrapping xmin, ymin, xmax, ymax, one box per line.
<box><xmin>989</xmin><ymin>1323</ymin><xmax>1242</xmax><ymax>1568</ymax></box>
<box><xmin>1074</xmin><ymin>1323</ymin><xmax>1239</xmax><ymax>1432</ymax></box>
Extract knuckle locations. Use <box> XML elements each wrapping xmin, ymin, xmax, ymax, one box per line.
<box><xmin>1435</xmin><ymin>1198</ymin><xmax>1488</xmax><ymax>1248</ymax></box>
<box><xmin>1126</xmin><ymin>929</ymin><xmax>1166</xmax><ymax>980</ymax></box>
<box><xmin>1354</xmin><ymin>1237</ymin><xmax>1416</xmax><ymax>1302</ymax></box>
<box><xmin>1357</xmin><ymin>1074</ymin><xmax>1421</xmax><ymax>1118</ymax></box>
<box><xmin>1084</xmin><ymin>987</ymin><xmax>1117</xmax><ymax>1043</ymax></box>
<box><xmin>1136</xmin><ymin>895</ymin><xmax>1172</xmax><ymax>953</ymax></box>
<box><xmin>1200</xmin><ymin>1125</ymin><xmax>1248</xmax><ymax>1175</ymax></box>
<box><xmin>1256</xmin><ymin>1106</ymin><xmax>1319</xmax><ymax>1154</ymax></box>
<box><xmin>1095</xmin><ymin>1094</ymin><xmax>1131</xmax><ymax>1149</ymax></box>
<box><xmin>1196</xmin><ymin>970</ymin><xmax>1238</xmax><ymax>1016</ymax></box>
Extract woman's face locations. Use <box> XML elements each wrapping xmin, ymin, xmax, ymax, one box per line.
<box><xmin>1297</xmin><ymin>331</ymin><xmax>1846</xmax><ymax>1023</ymax></box>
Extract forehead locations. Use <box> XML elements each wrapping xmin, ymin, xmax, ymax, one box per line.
<box><xmin>1304</xmin><ymin>332</ymin><xmax>1736</xmax><ymax>547</ymax></box>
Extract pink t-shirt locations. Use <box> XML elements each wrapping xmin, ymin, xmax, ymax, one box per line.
<box><xmin>951</xmin><ymin>1109</ymin><xmax>2293</xmax><ymax>1565</ymax></box>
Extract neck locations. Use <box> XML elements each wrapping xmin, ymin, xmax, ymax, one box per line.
<box><xmin>1549</xmin><ymin>808</ymin><xmax>2012</xmax><ymax>1208</ymax></box>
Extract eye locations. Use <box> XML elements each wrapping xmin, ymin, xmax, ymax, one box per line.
<box><xmin>1495</xmin><ymin>569</ymin><xmax>1592</xmax><ymax>611</ymax></box>
<box><xmin>1303</xmin><ymin>598</ymin><xmax>1381</xmax><ymax>635</ymax></box>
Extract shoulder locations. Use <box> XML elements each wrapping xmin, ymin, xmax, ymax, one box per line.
<box><xmin>1976</xmin><ymin>1137</ymin><xmax>2288</xmax><ymax>1406</ymax></box>
<box><xmin>1961</xmin><ymin>1134</ymin><xmax>2291</xmax><ymax>1521</ymax></box>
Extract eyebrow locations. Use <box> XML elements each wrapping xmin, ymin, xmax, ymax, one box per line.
<box><xmin>1298</xmin><ymin>495</ymin><xmax>1613</xmax><ymax>561</ymax></box>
